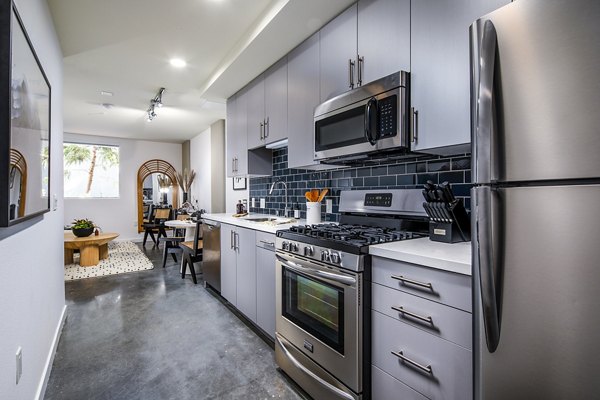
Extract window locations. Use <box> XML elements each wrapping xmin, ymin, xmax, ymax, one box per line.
<box><xmin>63</xmin><ymin>142</ymin><xmax>119</xmax><ymax>198</ymax></box>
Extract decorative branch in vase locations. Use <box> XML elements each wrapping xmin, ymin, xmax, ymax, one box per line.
<box><xmin>176</xmin><ymin>169</ymin><xmax>196</xmax><ymax>203</ymax></box>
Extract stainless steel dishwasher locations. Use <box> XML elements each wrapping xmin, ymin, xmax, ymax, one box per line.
<box><xmin>201</xmin><ymin>220</ymin><xmax>221</xmax><ymax>291</ymax></box>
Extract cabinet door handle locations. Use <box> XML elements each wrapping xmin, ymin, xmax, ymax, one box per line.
<box><xmin>230</xmin><ymin>230</ymin><xmax>234</xmax><ymax>249</ymax></box>
<box><xmin>411</xmin><ymin>108</ymin><xmax>419</xmax><ymax>143</ymax></box>
<box><xmin>391</xmin><ymin>274</ymin><xmax>433</xmax><ymax>290</ymax></box>
<box><xmin>357</xmin><ymin>55</ymin><xmax>364</xmax><ymax>86</ymax></box>
<box><xmin>391</xmin><ymin>350</ymin><xmax>433</xmax><ymax>375</ymax></box>
<box><xmin>260</xmin><ymin>121</ymin><xmax>264</xmax><ymax>140</ymax></box>
<box><xmin>234</xmin><ymin>232</ymin><xmax>239</xmax><ymax>251</ymax></box>
<box><xmin>235</xmin><ymin>157</ymin><xmax>238</xmax><ymax>173</ymax></box>
<box><xmin>391</xmin><ymin>306</ymin><xmax>433</xmax><ymax>324</ymax></box>
<box><xmin>348</xmin><ymin>59</ymin><xmax>355</xmax><ymax>89</ymax></box>
<box><xmin>265</xmin><ymin>117</ymin><xmax>269</xmax><ymax>138</ymax></box>
<box><xmin>260</xmin><ymin>240</ymin><xmax>275</xmax><ymax>247</ymax></box>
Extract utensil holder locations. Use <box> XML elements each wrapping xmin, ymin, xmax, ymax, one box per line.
<box><xmin>422</xmin><ymin>199</ymin><xmax>470</xmax><ymax>243</ymax></box>
<box><xmin>306</xmin><ymin>202</ymin><xmax>321</xmax><ymax>225</ymax></box>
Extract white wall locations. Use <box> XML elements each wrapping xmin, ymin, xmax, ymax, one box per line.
<box><xmin>190</xmin><ymin>127</ymin><xmax>212</xmax><ymax>210</ymax></box>
<box><xmin>0</xmin><ymin>0</ymin><xmax>65</xmax><ymax>398</ymax></box>
<box><xmin>63</xmin><ymin>133</ymin><xmax>182</xmax><ymax>241</ymax></box>
<box><xmin>189</xmin><ymin>119</ymin><xmax>226</xmax><ymax>213</ymax></box>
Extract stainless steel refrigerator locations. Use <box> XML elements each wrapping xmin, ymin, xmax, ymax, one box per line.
<box><xmin>470</xmin><ymin>0</ymin><xmax>600</xmax><ymax>398</ymax></box>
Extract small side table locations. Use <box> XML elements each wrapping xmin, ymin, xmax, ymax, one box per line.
<box><xmin>64</xmin><ymin>232</ymin><xmax>120</xmax><ymax>267</ymax></box>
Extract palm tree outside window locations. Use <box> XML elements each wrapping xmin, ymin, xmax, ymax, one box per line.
<box><xmin>63</xmin><ymin>142</ymin><xmax>119</xmax><ymax>198</ymax></box>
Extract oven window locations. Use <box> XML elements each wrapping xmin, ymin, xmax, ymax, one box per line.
<box><xmin>282</xmin><ymin>267</ymin><xmax>344</xmax><ymax>354</ymax></box>
<box><xmin>315</xmin><ymin>105</ymin><xmax>366</xmax><ymax>151</ymax></box>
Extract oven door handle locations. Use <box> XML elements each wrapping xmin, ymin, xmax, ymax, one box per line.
<box><xmin>276</xmin><ymin>255</ymin><xmax>356</xmax><ymax>286</ymax></box>
<box><xmin>275</xmin><ymin>334</ymin><xmax>355</xmax><ymax>400</ymax></box>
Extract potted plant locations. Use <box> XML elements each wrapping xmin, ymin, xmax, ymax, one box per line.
<box><xmin>71</xmin><ymin>218</ymin><xmax>95</xmax><ymax>237</ymax></box>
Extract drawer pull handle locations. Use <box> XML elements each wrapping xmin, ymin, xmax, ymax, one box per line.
<box><xmin>260</xmin><ymin>240</ymin><xmax>275</xmax><ymax>247</ymax></box>
<box><xmin>391</xmin><ymin>306</ymin><xmax>433</xmax><ymax>324</ymax></box>
<box><xmin>391</xmin><ymin>275</ymin><xmax>433</xmax><ymax>290</ymax></box>
<box><xmin>391</xmin><ymin>350</ymin><xmax>433</xmax><ymax>374</ymax></box>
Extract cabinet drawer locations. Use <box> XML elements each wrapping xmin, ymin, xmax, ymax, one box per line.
<box><xmin>372</xmin><ymin>311</ymin><xmax>472</xmax><ymax>400</ymax></box>
<box><xmin>372</xmin><ymin>282</ymin><xmax>472</xmax><ymax>349</ymax></box>
<box><xmin>255</xmin><ymin>231</ymin><xmax>276</xmax><ymax>251</ymax></box>
<box><xmin>372</xmin><ymin>256</ymin><xmax>471</xmax><ymax>312</ymax></box>
<box><xmin>372</xmin><ymin>365</ymin><xmax>428</xmax><ymax>400</ymax></box>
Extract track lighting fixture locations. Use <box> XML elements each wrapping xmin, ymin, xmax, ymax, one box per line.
<box><xmin>146</xmin><ymin>87</ymin><xmax>165</xmax><ymax>122</ymax></box>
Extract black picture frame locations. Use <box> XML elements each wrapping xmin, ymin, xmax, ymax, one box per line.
<box><xmin>0</xmin><ymin>1</ymin><xmax>52</xmax><ymax>227</ymax></box>
<box><xmin>233</xmin><ymin>177</ymin><xmax>246</xmax><ymax>191</ymax></box>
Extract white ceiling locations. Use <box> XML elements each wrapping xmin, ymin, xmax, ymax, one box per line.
<box><xmin>48</xmin><ymin>0</ymin><xmax>354</xmax><ymax>143</ymax></box>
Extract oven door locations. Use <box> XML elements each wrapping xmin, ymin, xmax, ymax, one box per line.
<box><xmin>314</xmin><ymin>87</ymin><xmax>406</xmax><ymax>161</ymax></box>
<box><xmin>275</xmin><ymin>252</ymin><xmax>362</xmax><ymax>393</ymax></box>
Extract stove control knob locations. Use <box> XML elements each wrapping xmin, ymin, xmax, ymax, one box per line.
<box><xmin>330</xmin><ymin>252</ymin><xmax>341</xmax><ymax>264</ymax></box>
<box><xmin>321</xmin><ymin>250</ymin><xmax>331</xmax><ymax>262</ymax></box>
<box><xmin>290</xmin><ymin>243</ymin><xmax>299</xmax><ymax>252</ymax></box>
<box><xmin>282</xmin><ymin>241</ymin><xmax>289</xmax><ymax>251</ymax></box>
<box><xmin>303</xmin><ymin>246</ymin><xmax>314</xmax><ymax>257</ymax></box>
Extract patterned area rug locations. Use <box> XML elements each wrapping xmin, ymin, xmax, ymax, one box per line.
<box><xmin>64</xmin><ymin>241</ymin><xmax>154</xmax><ymax>281</ymax></box>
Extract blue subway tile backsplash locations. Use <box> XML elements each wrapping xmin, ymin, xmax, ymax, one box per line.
<box><xmin>249</xmin><ymin>147</ymin><xmax>472</xmax><ymax>222</ymax></box>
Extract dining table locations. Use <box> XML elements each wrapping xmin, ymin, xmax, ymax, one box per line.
<box><xmin>164</xmin><ymin>219</ymin><xmax>198</xmax><ymax>241</ymax></box>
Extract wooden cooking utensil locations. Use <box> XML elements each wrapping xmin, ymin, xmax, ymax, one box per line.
<box><xmin>311</xmin><ymin>189</ymin><xmax>319</xmax><ymax>202</ymax></box>
<box><xmin>317</xmin><ymin>189</ymin><xmax>328</xmax><ymax>202</ymax></box>
<box><xmin>305</xmin><ymin>191</ymin><xmax>313</xmax><ymax>202</ymax></box>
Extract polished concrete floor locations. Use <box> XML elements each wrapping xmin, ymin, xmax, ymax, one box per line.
<box><xmin>45</xmin><ymin>243</ymin><xmax>306</xmax><ymax>400</ymax></box>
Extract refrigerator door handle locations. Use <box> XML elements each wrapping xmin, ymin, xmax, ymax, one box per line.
<box><xmin>471</xmin><ymin>19</ymin><xmax>499</xmax><ymax>184</ymax></box>
<box><xmin>474</xmin><ymin>186</ymin><xmax>501</xmax><ymax>352</ymax></box>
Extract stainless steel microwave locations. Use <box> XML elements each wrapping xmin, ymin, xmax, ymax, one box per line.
<box><xmin>314</xmin><ymin>71</ymin><xmax>410</xmax><ymax>162</ymax></box>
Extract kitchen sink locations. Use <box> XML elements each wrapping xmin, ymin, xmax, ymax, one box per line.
<box><xmin>244</xmin><ymin>217</ymin><xmax>276</xmax><ymax>222</ymax></box>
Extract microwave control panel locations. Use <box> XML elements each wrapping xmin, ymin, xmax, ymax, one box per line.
<box><xmin>378</xmin><ymin>95</ymin><xmax>397</xmax><ymax>137</ymax></box>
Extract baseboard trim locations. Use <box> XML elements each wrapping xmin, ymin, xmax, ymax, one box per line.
<box><xmin>35</xmin><ymin>304</ymin><xmax>67</xmax><ymax>400</ymax></box>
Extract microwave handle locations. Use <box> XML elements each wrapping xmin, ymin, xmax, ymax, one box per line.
<box><xmin>365</xmin><ymin>97</ymin><xmax>378</xmax><ymax>145</ymax></box>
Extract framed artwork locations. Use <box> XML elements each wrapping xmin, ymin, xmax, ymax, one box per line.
<box><xmin>233</xmin><ymin>177</ymin><xmax>246</xmax><ymax>191</ymax></box>
<box><xmin>0</xmin><ymin>1</ymin><xmax>51</xmax><ymax>227</ymax></box>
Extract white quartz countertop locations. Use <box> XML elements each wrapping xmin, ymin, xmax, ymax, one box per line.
<box><xmin>369</xmin><ymin>237</ymin><xmax>472</xmax><ymax>275</ymax></box>
<box><xmin>202</xmin><ymin>213</ymin><xmax>305</xmax><ymax>234</ymax></box>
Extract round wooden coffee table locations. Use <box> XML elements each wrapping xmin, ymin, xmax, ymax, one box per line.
<box><xmin>64</xmin><ymin>232</ymin><xmax>120</xmax><ymax>267</ymax></box>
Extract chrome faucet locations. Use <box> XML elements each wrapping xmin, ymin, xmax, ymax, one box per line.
<box><xmin>269</xmin><ymin>180</ymin><xmax>289</xmax><ymax>217</ymax></box>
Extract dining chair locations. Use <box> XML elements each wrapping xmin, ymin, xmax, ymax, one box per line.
<box><xmin>159</xmin><ymin>214</ymin><xmax>188</xmax><ymax>268</ymax></box>
<box><xmin>179</xmin><ymin>219</ymin><xmax>203</xmax><ymax>284</ymax></box>
<box><xmin>142</xmin><ymin>206</ymin><xmax>171</xmax><ymax>247</ymax></box>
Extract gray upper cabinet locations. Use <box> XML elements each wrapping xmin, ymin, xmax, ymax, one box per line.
<box><xmin>357</xmin><ymin>0</ymin><xmax>410</xmax><ymax>84</ymax></box>
<box><xmin>264</xmin><ymin>57</ymin><xmax>288</xmax><ymax>144</ymax></box>
<box><xmin>320</xmin><ymin>4</ymin><xmax>357</xmax><ymax>102</ymax></box>
<box><xmin>411</xmin><ymin>0</ymin><xmax>510</xmax><ymax>154</ymax></box>
<box><xmin>246</xmin><ymin>58</ymin><xmax>288</xmax><ymax>150</ymax></box>
<box><xmin>225</xmin><ymin>93</ymin><xmax>248</xmax><ymax>177</ymax></box>
<box><xmin>246</xmin><ymin>75</ymin><xmax>265</xmax><ymax>150</ymax></box>
<box><xmin>287</xmin><ymin>33</ymin><xmax>320</xmax><ymax>169</ymax></box>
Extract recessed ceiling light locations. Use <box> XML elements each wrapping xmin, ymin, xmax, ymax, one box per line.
<box><xmin>169</xmin><ymin>58</ymin><xmax>187</xmax><ymax>68</ymax></box>
<box><xmin>100</xmin><ymin>90</ymin><xmax>113</xmax><ymax>96</ymax></box>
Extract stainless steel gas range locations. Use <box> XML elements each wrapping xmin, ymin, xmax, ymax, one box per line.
<box><xmin>274</xmin><ymin>189</ymin><xmax>429</xmax><ymax>400</ymax></box>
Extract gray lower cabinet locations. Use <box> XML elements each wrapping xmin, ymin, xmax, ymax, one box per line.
<box><xmin>371</xmin><ymin>256</ymin><xmax>472</xmax><ymax>400</ymax></box>
<box><xmin>255</xmin><ymin>232</ymin><xmax>277</xmax><ymax>338</ymax></box>
<box><xmin>410</xmin><ymin>0</ymin><xmax>510</xmax><ymax>154</ymax></box>
<box><xmin>220</xmin><ymin>223</ymin><xmax>257</xmax><ymax>322</ymax></box>
<box><xmin>235</xmin><ymin>227</ymin><xmax>257</xmax><ymax>322</ymax></box>
<box><xmin>220</xmin><ymin>224</ymin><xmax>237</xmax><ymax>304</ymax></box>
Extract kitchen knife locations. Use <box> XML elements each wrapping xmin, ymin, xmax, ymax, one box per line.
<box><xmin>440</xmin><ymin>181</ymin><xmax>456</xmax><ymax>203</ymax></box>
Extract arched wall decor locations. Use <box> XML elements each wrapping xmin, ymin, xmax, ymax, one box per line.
<box><xmin>136</xmin><ymin>159</ymin><xmax>178</xmax><ymax>232</ymax></box>
<box><xmin>10</xmin><ymin>149</ymin><xmax>27</xmax><ymax>218</ymax></box>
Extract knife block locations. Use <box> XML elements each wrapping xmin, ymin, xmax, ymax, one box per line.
<box><xmin>423</xmin><ymin>199</ymin><xmax>470</xmax><ymax>243</ymax></box>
